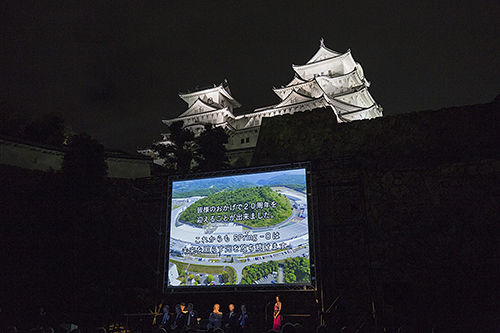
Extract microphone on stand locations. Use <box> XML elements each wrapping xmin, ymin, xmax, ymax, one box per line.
<box><xmin>265</xmin><ymin>301</ymin><xmax>272</xmax><ymax>327</ymax></box>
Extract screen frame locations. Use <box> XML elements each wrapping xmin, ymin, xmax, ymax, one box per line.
<box><xmin>163</xmin><ymin>162</ymin><xmax>317</xmax><ymax>293</ymax></box>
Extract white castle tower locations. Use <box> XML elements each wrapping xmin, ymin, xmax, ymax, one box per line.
<box><xmin>162</xmin><ymin>80</ymin><xmax>242</xmax><ymax>138</ymax></box>
<box><xmin>145</xmin><ymin>39</ymin><xmax>382</xmax><ymax>167</ymax></box>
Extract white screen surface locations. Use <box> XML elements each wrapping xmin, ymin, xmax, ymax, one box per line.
<box><xmin>167</xmin><ymin>168</ymin><xmax>311</xmax><ymax>287</ymax></box>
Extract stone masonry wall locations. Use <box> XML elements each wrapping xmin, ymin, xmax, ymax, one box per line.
<box><xmin>251</xmin><ymin>97</ymin><xmax>500</xmax><ymax>331</ymax></box>
<box><xmin>251</xmin><ymin>98</ymin><xmax>500</xmax><ymax>169</ymax></box>
<box><xmin>362</xmin><ymin>160</ymin><xmax>500</xmax><ymax>330</ymax></box>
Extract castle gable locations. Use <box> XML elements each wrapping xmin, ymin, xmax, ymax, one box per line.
<box><xmin>274</xmin><ymin>78</ymin><xmax>324</xmax><ymax>100</ymax></box>
<box><xmin>315</xmin><ymin>69</ymin><xmax>363</xmax><ymax>97</ymax></box>
<box><xmin>178</xmin><ymin>98</ymin><xmax>220</xmax><ymax>118</ymax></box>
<box><xmin>274</xmin><ymin>90</ymin><xmax>315</xmax><ymax>108</ymax></box>
<box><xmin>285</xmin><ymin>75</ymin><xmax>306</xmax><ymax>87</ymax></box>
<box><xmin>179</xmin><ymin>82</ymin><xmax>241</xmax><ymax>110</ymax></box>
<box><xmin>334</xmin><ymin>87</ymin><xmax>376</xmax><ymax>108</ymax></box>
<box><xmin>305</xmin><ymin>39</ymin><xmax>342</xmax><ymax>64</ymax></box>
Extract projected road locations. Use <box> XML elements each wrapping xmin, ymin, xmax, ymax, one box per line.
<box><xmin>167</xmin><ymin>169</ymin><xmax>311</xmax><ymax>287</ymax></box>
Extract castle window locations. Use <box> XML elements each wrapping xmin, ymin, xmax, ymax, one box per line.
<box><xmin>246</xmin><ymin>137</ymin><xmax>249</xmax><ymax>143</ymax></box>
<box><xmin>241</xmin><ymin>138</ymin><xmax>244</xmax><ymax>144</ymax></box>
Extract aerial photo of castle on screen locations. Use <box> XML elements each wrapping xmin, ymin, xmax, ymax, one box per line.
<box><xmin>167</xmin><ymin>168</ymin><xmax>311</xmax><ymax>287</ymax></box>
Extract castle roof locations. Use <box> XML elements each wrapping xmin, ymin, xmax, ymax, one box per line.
<box><xmin>162</xmin><ymin>108</ymin><xmax>234</xmax><ymax>125</ymax></box>
<box><xmin>324</xmin><ymin>94</ymin><xmax>375</xmax><ymax>114</ymax></box>
<box><xmin>305</xmin><ymin>38</ymin><xmax>342</xmax><ymax>64</ymax></box>
<box><xmin>273</xmin><ymin>90</ymin><xmax>315</xmax><ymax>108</ymax></box>
<box><xmin>177</xmin><ymin>98</ymin><xmax>221</xmax><ymax>118</ymax></box>
<box><xmin>314</xmin><ymin>70</ymin><xmax>365</xmax><ymax>97</ymax></box>
<box><xmin>273</xmin><ymin>77</ymin><xmax>323</xmax><ymax>100</ymax></box>
<box><xmin>285</xmin><ymin>75</ymin><xmax>306</xmax><ymax>87</ymax></box>
<box><xmin>178</xmin><ymin>81</ymin><xmax>242</xmax><ymax>109</ymax></box>
<box><xmin>292</xmin><ymin>49</ymin><xmax>357</xmax><ymax>81</ymax></box>
<box><xmin>333</xmin><ymin>86</ymin><xmax>376</xmax><ymax>108</ymax></box>
<box><xmin>274</xmin><ymin>67</ymin><xmax>367</xmax><ymax>101</ymax></box>
<box><xmin>314</xmin><ymin>68</ymin><xmax>363</xmax><ymax>86</ymax></box>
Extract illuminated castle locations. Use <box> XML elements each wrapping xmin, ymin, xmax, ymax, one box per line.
<box><xmin>149</xmin><ymin>39</ymin><xmax>382</xmax><ymax>166</ymax></box>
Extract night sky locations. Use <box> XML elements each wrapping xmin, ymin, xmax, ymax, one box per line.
<box><xmin>1</xmin><ymin>1</ymin><xmax>499</xmax><ymax>154</ymax></box>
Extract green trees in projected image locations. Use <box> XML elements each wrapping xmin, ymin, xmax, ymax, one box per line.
<box><xmin>221</xmin><ymin>271</ymin><xmax>229</xmax><ymax>284</ymax></box>
<box><xmin>241</xmin><ymin>257</ymin><xmax>311</xmax><ymax>284</ymax></box>
<box><xmin>179</xmin><ymin>187</ymin><xmax>293</xmax><ymax>227</ymax></box>
<box><xmin>241</xmin><ymin>261</ymin><xmax>279</xmax><ymax>284</ymax></box>
<box><xmin>284</xmin><ymin>257</ymin><xmax>311</xmax><ymax>283</ymax></box>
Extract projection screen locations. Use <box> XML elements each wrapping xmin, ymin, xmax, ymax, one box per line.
<box><xmin>166</xmin><ymin>166</ymin><xmax>312</xmax><ymax>288</ymax></box>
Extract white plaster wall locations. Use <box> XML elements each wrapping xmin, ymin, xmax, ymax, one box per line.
<box><xmin>0</xmin><ymin>139</ymin><xmax>151</xmax><ymax>179</ymax></box>
<box><xmin>0</xmin><ymin>140</ymin><xmax>64</xmax><ymax>172</ymax></box>
<box><xmin>106</xmin><ymin>158</ymin><xmax>151</xmax><ymax>179</ymax></box>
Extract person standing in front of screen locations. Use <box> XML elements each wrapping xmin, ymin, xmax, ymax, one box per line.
<box><xmin>273</xmin><ymin>296</ymin><xmax>282</xmax><ymax>331</ymax></box>
<box><xmin>239</xmin><ymin>304</ymin><xmax>251</xmax><ymax>333</ymax></box>
<box><xmin>207</xmin><ymin>303</ymin><xmax>223</xmax><ymax>330</ymax></box>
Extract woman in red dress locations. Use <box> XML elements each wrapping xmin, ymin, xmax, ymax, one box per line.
<box><xmin>272</xmin><ymin>295</ymin><xmax>282</xmax><ymax>331</ymax></box>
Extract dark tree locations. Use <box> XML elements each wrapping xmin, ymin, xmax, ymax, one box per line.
<box><xmin>61</xmin><ymin>132</ymin><xmax>108</xmax><ymax>198</ymax></box>
<box><xmin>0</xmin><ymin>104</ymin><xmax>27</xmax><ymax>138</ymax></box>
<box><xmin>152</xmin><ymin>121</ymin><xmax>197</xmax><ymax>174</ymax></box>
<box><xmin>194</xmin><ymin>123</ymin><xmax>230</xmax><ymax>172</ymax></box>
<box><xmin>24</xmin><ymin>112</ymin><xmax>66</xmax><ymax>146</ymax></box>
<box><xmin>153</xmin><ymin>122</ymin><xmax>230</xmax><ymax>174</ymax></box>
<box><xmin>0</xmin><ymin>109</ymin><xmax>66</xmax><ymax>146</ymax></box>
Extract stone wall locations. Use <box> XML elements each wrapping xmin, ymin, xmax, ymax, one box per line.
<box><xmin>252</xmin><ymin>98</ymin><xmax>500</xmax><ymax>169</ymax></box>
<box><xmin>362</xmin><ymin>160</ymin><xmax>500</xmax><ymax>330</ymax></box>
<box><xmin>251</xmin><ymin>97</ymin><xmax>500</xmax><ymax>331</ymax></box>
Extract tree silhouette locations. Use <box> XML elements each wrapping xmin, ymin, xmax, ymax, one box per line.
<box><xmin>153</xmin><ymin>122</ymin><xmax>231</xmax><ymax>174</ymax></box>
<box><xmin>153</xmin><ymin>121</ymin><xmax>196</xmax><ymax>174</ymax></box>
<box><xmin>24</xmin><ymin>112</ymin><xmax>66</xmax><ymax>146</ymax></box>
<box><xmin>0</xmin><ymin>109</ymin><xmax>66</xmax><ymax>146</ymax></box>
<box><xmin>193</xmin><ymin>124</ymin><xmax>230</xmax><ymax>172</ymax></box>
<box><xmin>61</xmin><ymin>132</ymin><xmax>108</xmax><ymax>199</ymax></box>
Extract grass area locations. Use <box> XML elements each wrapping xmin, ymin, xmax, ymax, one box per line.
<box><xmin>224</xmin><ymin>266</ymin><xmax>236</xmax><ymax>284</ymax></box>
<box><xmin>170</xmin><ymin>259</ymin><xmax>189</xmax><ymax>275</ymax></box>
<box><xmin>171</xmin><ymin>259</ymin><xmax>237</xmax><ymax>284</ymax></box>
<box><xmin>186</xmin><ymin>263</ymin><xmax>225</xmax><ymax>275</ymax></box>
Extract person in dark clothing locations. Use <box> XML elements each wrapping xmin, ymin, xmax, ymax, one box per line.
<box><xmin>239</xmin><ymin>305</ymin><xmax>251</xmax><ymax>333</ymax></box>
<box><xmin>184</xmin><ymin>303</ymin><xmax>198</xmax><ymax>330</ymax></box>
<box><xmin>159</xmin><ymin>305</ymin><xmax>173</xmax><ymax>332</ymax></box>
<box><xmin>171</xmin><ymin>304</ymin><xmax>185</xmax><ymax>333</ymax></box>
<box><xmin>223</xmin><ymin>304</ymin><xmax>240</xmax><ymax>333</ymax></box>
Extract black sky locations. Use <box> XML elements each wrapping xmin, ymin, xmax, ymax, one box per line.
<box><xmin>1</xmin><ymin>1</ymin><xmax>499</xmax><ymax>153</ymax></box>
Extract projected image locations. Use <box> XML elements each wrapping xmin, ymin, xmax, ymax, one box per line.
<box><xmin>167</xmin><ymin>168</ymin><xmax>311</xmax><ymax>287</ymax></box>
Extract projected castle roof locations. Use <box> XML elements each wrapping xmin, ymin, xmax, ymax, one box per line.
<box><xmin>147</xmin><ymin>39</ymin><xmax>382</xmax><ymax>166</ymax></box>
